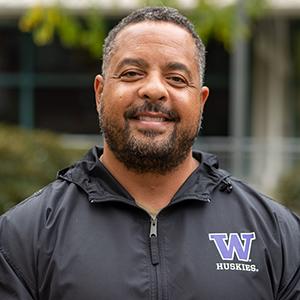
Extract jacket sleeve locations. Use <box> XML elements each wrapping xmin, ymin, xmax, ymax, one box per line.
<box><xmin>0</xmin><ymin>202</ymin><xmax>40</xmax><ymax>300</ymax></box>
<box><xmin>0</xmin><ymin>248</ymin><xmax>35</xmax><ymax>299</ymax></box>
<box><xmin>276</xmin><ymin>208</ymin><xmax>300</xmax><ymax>300</ymax></box>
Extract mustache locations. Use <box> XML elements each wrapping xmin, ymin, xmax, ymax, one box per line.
<box><xmin>124</xmin><ymin>101</ymin><xmax>180</xmax><ymax>121</ymax></box>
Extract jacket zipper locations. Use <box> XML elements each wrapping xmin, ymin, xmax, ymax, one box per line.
<box><xmin>149</xmin><ymin>217</ymin><xmax>159</xmax><ymax>265</ymax></box>
<box><xmin>149</xmin><ymin>217</ymin><xmax>163</xmax><ymax>300</ymax></box>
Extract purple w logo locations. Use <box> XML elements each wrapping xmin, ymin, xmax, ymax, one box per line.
<box><xmin>209</xmin><ymin>233</ymin><xmax>256</xmax><ymax>262</ymax></box>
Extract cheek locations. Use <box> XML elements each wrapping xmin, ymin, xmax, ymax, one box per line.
<box><xmin>103</xmin><ymin>83</ymin><xmax>133</xmax><ymax>110</ymax></box>
<box><xmin>171</xmin><ymin>91</ymin><xmax>201</xmax><ymax>118</ymax></box>
<box><xmin>101</xmin><ymin>94</ymin><xmax>128</xmax><ymax>129</ymax></box>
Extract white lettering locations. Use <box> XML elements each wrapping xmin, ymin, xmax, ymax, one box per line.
<box><xmin>215</xmin><ymin>262</ymin><xmax>259</xmax><ymax>273</ymax></box>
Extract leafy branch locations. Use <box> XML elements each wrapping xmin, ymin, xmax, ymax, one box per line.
<box><xmin>19</xmin><ymin>0</ymin><xmax>268</xmax><ymax>58</ymax></box>
<box><xmin>19</xmin><ymin>4</ymin><xmax>106</xmax><ymax>57</ymax></box>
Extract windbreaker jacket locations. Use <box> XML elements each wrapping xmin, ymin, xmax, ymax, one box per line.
<box><xmin>0</xmin><ymin>146</ymin><xmax>300</xmax><ymax>300</ymax></box>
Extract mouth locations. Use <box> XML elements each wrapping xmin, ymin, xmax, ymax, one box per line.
<box><xmin>124</xmin><ymin>103</ymin><xmax>179</xmax><ymax>132</ymax></box>
<box><xmin>133</xmin><ymin>113</ymin><xmax>172</xmax><ymax>122</ymax></box>
<box><xmin>125</xmin><ymin>110</ymin><xmax>177</xmax><ymax>134</ymax></box>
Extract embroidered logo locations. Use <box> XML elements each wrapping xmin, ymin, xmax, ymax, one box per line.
<box><xmin>209</xmin><ymin>232</ymin><xmax>259</xmax><ymax>272</ymax></box>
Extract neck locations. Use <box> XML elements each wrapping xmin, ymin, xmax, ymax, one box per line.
<box><xmin>100</xmin><ymin>144</ymin><xmax>199</xmax><ymax>215</ymax></box>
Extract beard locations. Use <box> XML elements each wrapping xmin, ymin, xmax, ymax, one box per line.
<box><xmin>99</xmin><ymin>99</ymin><xmax>202</xmax><ymax>174</ymax></box>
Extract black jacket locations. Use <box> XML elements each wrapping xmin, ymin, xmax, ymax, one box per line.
<box><xmin>1</xmin><ymin>146</ymin><xmax>300</xmax><ymax>300</ymax></box>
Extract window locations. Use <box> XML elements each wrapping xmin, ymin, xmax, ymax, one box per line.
<box><xmin>0</xmin><ymin>19</ymin><xmax>230</xmax><ymax>136</ymax></box>
<box><xmin>290</xmin><ymin>20</ymin><xmax>300</xmax><ymax>137</ymax></box>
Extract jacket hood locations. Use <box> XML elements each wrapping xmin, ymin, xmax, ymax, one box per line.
<box><xmin>58</xmin><ymin>146</ymin><xmax>232</xmax><ymax>206</ymax></box>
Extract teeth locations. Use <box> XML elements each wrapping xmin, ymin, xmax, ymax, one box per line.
<box><xmin>138</xmin><ymin>116</ymin><xmax>165</xmax><ymax>122</ymax></box>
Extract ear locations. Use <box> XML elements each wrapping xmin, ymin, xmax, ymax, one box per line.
<box><xmin>200</xmin><ymin>86</ymin><xmax>209</xmax><ymax>111</ymax></box>
<box><xmin>94</xmin><ymin>75</ymin><xmax>104</xmax><ymax>112</ymax></box>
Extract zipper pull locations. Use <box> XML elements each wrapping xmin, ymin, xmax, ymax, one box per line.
<box><xmin>149</xmin><ymin>218</ymin><xmax>159</xmax><ymax>265</ymax></box>
<box><xmin>219</xmin><ymin>177</ymin><xmax>233</xmax><ymax>193</ymax></box>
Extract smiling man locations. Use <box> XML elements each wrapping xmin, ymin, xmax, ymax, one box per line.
<box><xmin>0</xmin><ymin>7</ymin><xmax>300</xmax><ymax>300</ymax></box>
<box><xmin>95</xmin><ymin>19</ymin><xmax>208</xmax><ymax>215</ymax></box>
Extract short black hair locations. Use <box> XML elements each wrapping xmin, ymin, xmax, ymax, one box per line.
<box><xmin>102</xmin><ymin>7</ymin><xmax>206</xmax><ymax>85</ymax></box>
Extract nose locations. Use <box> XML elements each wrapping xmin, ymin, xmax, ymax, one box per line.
<box><xmin>137</xmin><ymin>73</ymin><xmax>168</xmax><ymax>102</ymax></box>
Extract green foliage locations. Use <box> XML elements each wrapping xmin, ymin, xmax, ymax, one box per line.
<box><xmin>19</xmin><ymin>4</ymin><xmax>106</xmax><ymax>58</ymax></box>
<box><xmin>276</xmin><ymin>164</ymin><xmax>300</xmax><ymax>214</ymax></box>
<box><xmin>0</xmin><ymin>124</ymin><xmax>85</xmax><ymax>214</ymax></box>
<box><xmin>141</xmin><ymin>0</ymin><xmax>177</xmax><ymax>6</ymax></box>
<box><xmin>19</xmin><ymin>0</ymin><xmax>268</xmax><ymax>58</ymax></box>
<box><xmin>190</xmin><ymin>0</ymin><xmax>268</xmax><ymax>49</ymax></box>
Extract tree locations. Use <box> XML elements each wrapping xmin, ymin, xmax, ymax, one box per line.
<box><xmin>19</xmin><ymin>0</ymin><xmax>268</xmax><ymax>58</ymax></box>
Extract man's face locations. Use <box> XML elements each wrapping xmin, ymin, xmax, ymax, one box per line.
<box><xmin>95</xmin><ymin>21</ymin><xmax>209</xmax><ymax>174</ymax></box>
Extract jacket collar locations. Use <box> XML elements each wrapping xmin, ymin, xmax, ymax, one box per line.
<box><xmin>57</xmin><ymin>146</ymin><xmax>232</xmax><ymax>206</ymax></box>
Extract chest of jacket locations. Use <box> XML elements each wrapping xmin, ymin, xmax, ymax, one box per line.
<box><xmin>37</xmin><ymin>192</ymin><xmax>278</xmax><ymax>300</ymax></box>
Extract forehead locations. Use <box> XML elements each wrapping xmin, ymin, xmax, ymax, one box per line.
<box><xmin>116</xmin><ymin>21</ymin><xmax>195</xmax><ymax>46</ymax></box>
<box><xmin>108</xmin><ymin>21</ymin><xmax>198</xmax><ymax>72</ymax></box>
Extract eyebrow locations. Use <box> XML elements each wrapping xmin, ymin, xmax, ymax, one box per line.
<box><xmin>165</xmin><ymin>62</ymin><xmax>193</xmax><ymax>81</ymax></box>
<box><xmin>115</xmin><ymin>58</ymin><xmax>149</xmax><ymax>72</ymax></box>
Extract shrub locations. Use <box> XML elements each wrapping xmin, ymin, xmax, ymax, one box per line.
<box><xmin>0</xmin><ymin>124</ymin><xmax>85</xmax><ymax>214</ymax></box>
<box><xmin>276</xmin><ymin>164</ymin><xmax>300</xmax><ymax>215</ymax></box>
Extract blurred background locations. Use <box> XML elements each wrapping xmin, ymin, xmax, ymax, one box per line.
<box><xmin>0</xmin><ymin>0</ymin><xmax>300</xmax><ymax>213</ymax></box>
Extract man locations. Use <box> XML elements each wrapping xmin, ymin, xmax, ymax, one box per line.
<box><xmin>0</xmin><ymin>6</ymin><xmax>299</xmax><ymax>300</ymax></box>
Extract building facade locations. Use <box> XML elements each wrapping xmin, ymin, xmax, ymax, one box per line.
<box><xmin>0</xmin><ymin>0</ymin><xmax>299</xmax><ymax>194</ymax></box>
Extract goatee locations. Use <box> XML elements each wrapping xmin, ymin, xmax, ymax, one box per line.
<box><xmin>99</xmin><ymin>100</ymin><xmax>202</xmax><ymax>174</ymax></box>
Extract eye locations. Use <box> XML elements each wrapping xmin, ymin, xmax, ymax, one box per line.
<box><xmin>119</xmin><ymin>70</ymin><xmax>144</xmax><ymax>81</ymax></box>
<box><xmin>166</xmin><ymin>75</ymin><xmax>188</xmax><ymax>87</ymax></box>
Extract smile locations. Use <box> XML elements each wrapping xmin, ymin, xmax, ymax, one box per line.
<box><xmin>128</xmin><ymin>112</ymin><xmax>175</xmax><ymax>133</ymax></box>
<box><xmin>137</xmin><ymin>116</ymin><xmax>168</xmax><ymax>122</ymax></box>
<box><xmin>131</xmin><ymin>111</ymin><xmax>175</xmax><ymax>123</ymax></box>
